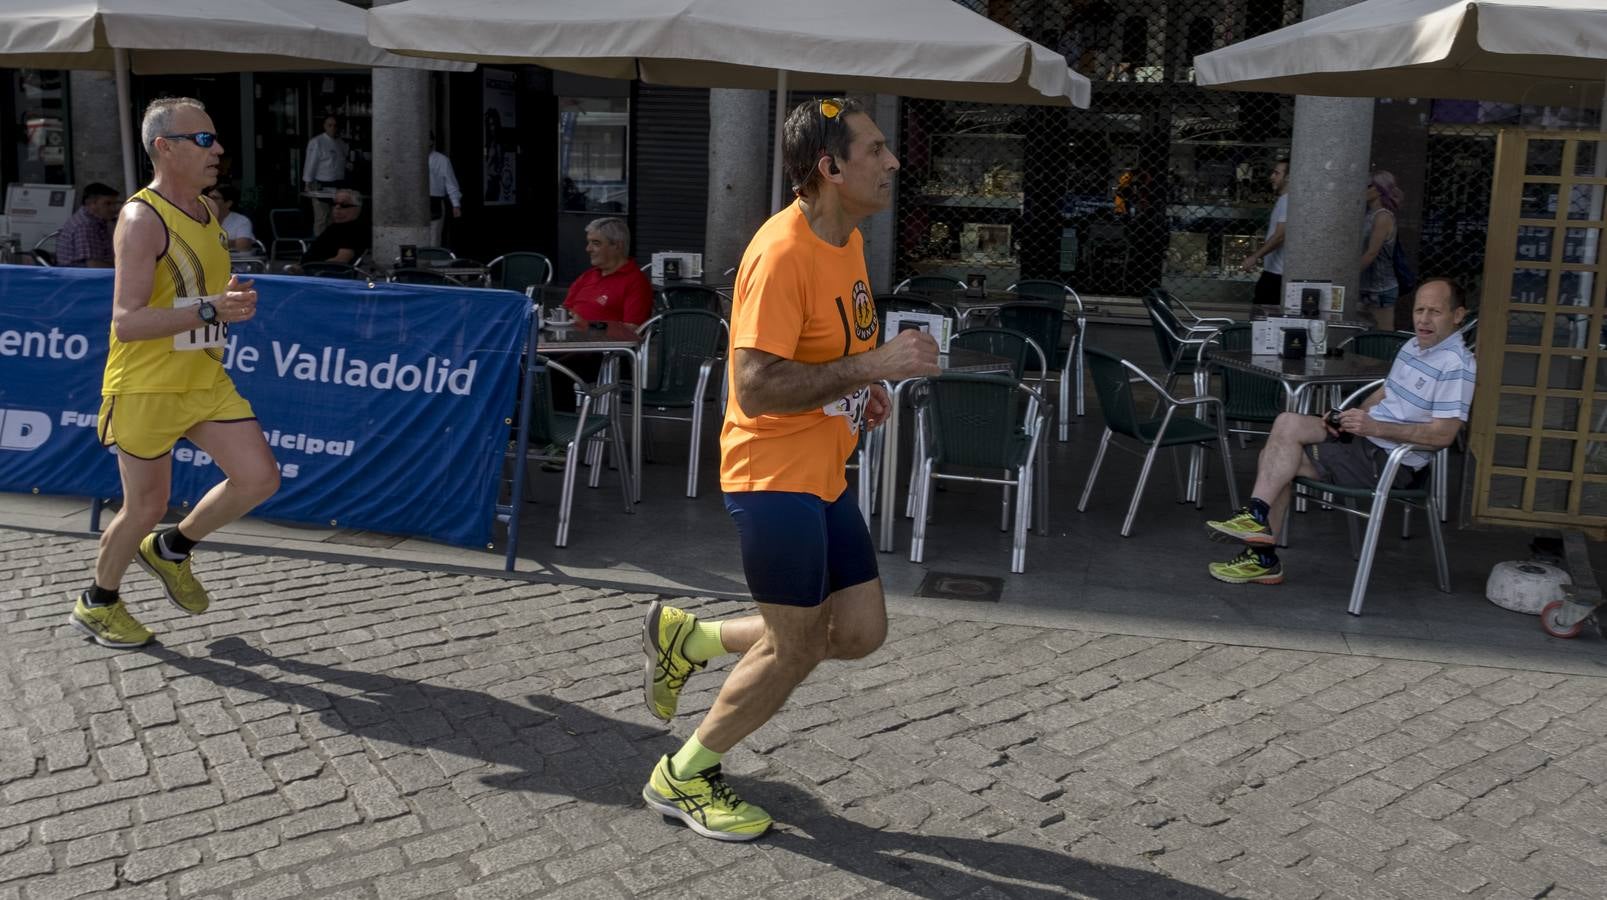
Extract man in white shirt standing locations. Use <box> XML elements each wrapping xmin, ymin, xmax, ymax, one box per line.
<box><xmin>1242</xmin><ymin>159</ymin><xmax>1288</xmax><ymax>314</ymax></box>
<box><xmin>301</xmin><ymin>115</ymin><xmax>348</xmax><ymax>235</ymax></box>
<box><xmin>427</xmin><ymin>133</ymin><xmax>462</xmax><ymax>248</ymax></box>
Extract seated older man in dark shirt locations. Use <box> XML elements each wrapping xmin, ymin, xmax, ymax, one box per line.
<box><xmin>300</xmin><ymin>188</ymin><xmax>369</xmax><ymax>266</ymax></box>
<box><xmin>57</xmin><ymin>182</ymin><xmax>120</xmax><ymax>268</ymax></box>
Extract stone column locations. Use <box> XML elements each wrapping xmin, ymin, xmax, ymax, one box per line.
<box><xmin>368</xmin><ymin>0</ymin><xmax>430</xmax><ymax>269</ymax></box>
<box><xmin>703</xmin><ymin>89</ymin><xmax>769</xmax><ymax>281</ymax></box>
<box><xmin>1282</xmin><ymin>0</ymin><xmax>1375</xmax><ymax>318</ymax></box>
<box><xmin>69</xmin><ymin>70</ymin><xmax>127</xmax><ymax>191</ymax></box>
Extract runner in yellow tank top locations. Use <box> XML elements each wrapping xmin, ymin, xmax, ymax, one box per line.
<box><xmin>68</xmin><ymin>98</ymin><xmax>280</xmax><ymax>650</ymax></box>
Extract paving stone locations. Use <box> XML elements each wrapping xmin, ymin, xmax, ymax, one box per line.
<box><xmin>119</xmin><ymin>844</ymin><xmax>203</xmax><ymax>883</ymax></box>
<box><xmin>14</xmin><ymin>862</ymin><xmax>115</xmax><ymax>900</ymax></box>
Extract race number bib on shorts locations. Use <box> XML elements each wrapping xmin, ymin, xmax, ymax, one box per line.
<box><xmin>171</xmin><ymin>295</ymin><xmax>227</xmax><ymax>351</ymax></box>
<box><xmin>822</xmin><ymin>386</ymin><xmax>869</xmax><ymax>436</ymax></box>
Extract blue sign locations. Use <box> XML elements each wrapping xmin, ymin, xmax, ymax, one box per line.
<box><xmin>0</xmin><ymin>266</ymin><xmax>529</xmax><ymax>547</ymax></box>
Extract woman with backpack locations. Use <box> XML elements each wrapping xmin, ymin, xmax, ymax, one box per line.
<box><xmin>1359</xmin><ymin>170</ymin><xmax>1405</xmax><ymax>331</ymax></box>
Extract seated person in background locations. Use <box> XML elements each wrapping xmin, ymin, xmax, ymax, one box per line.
<box><xmin>1202</xmin><ymin>278</ymin><xmax>1473</xmax><ymax>586</ymax></box>
<box><xmin>57</xmin><ymin>182</ymin><xmax>121</xmax><ymax>267</ymax></box>
<box><xmin>300</xmin><ymin>188</ymin><xmax>369</xmax><ymax>266</ymax></box>
<box><xmin>207</xmin><ymin>183</ymin><xmax>256</xmax><ymax>251</ymax></box>
<box><xmin>561</xmin><ymin>216</ymin><xmax>652</xmax><ymax>327</ymax></box>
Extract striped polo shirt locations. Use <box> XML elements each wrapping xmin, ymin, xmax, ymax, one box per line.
<box><xmin>1366</xmin><ymin>331</ymin><xmax>1476</xmax><ymax>469</ymax></box>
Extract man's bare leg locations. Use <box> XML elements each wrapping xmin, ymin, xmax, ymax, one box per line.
<box><xmin>94</xmin><ymin>451</ymin><xmax>174</xmax><ymax>590</ymax></box>
<box><xmin>172</xmin><ymin>419</ymin><xmax>279</xmax><ymax>541</ymax></box>
<box><xmin>1251</xmin><ymin>412</ymin><xmax>1328</xmax><ymax>539</ymax></box>
<box><xmin>698</xmin><ymin>578</ymin><xmax>886</xmax><ymax>752</ymax></box>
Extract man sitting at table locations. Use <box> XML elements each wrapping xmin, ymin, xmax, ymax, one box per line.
<box><xmin>299</xmin><ymin>188</ymin><xmax>368</xmax><ymax>267</ymax></box>
<box><xmin>560</xmin><ymin>216</ymin><xmax>652</xmax><ymax>327</ymax></box>
<box><xmin>1203</xmin><ymin>278</ymin><xmax>1472</xmax><ymax>585</ymax></box>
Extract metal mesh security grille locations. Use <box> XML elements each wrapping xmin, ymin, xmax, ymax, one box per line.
<box><xmin>894</xmin><ymin>1</ymin><xmax>1570</xmax><ymax>318</ymax></box>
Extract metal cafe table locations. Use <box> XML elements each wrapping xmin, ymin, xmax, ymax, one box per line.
<box><xmin>876</xmin><ymin>347</ymin><xmax>1019</xmax><ymax>553</ymax></box>
<box><xmin>536</xmin><ymin>319</ymin><xmax>646</xmax><ymax>502</ymax></box>
<box><xmin>1202</xmin><ymin>350</ymin><xmax>1397</xmax><ymax>414</ymax></box>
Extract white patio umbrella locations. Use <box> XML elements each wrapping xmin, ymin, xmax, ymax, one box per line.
<box><xmin>0</xmin><ymin>0</ymin><xmax>472</xmax><ymax>196</ymax></box>
<box><xmin>1193</xmin><ymin>0</ymin><xmax>1607</xmax><ymax>104</ymax></box>
<box><xmin>369</xmin><ymin>0</ymin><xmax>1089</xmax><ymax>207</ymax></box>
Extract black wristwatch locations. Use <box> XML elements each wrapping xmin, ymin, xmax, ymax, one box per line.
<box><xmin>196</xmin><ymin>300</ymin><xmax>219</xmax><ymax>325</ymax></box>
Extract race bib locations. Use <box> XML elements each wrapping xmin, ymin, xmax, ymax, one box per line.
<box><xmin>172</xmin><ymin>294</ymin><xmax>228</xmax><ymax>351</ymax></box>
<box><xmin>822</xmin><ymin>386</ymin><xmax>869</xmax><ymax>436</ymax></box>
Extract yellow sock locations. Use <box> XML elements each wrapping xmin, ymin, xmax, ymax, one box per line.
<box><xmin>668</xmin><ymin>733</ymin><xmax>723</xmax><ymax>778</ymax></box>
<box><xmin>680</xmin><ymin>620</ymin><xmax>726</xmax><ymax>664</ymax></box>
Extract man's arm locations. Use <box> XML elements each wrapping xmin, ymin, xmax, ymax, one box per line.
<box><xmin>301</xmin><ymin>138</ymin><xmax>317</xmax><ymax>190</ymax></box>
<box><xmin>732</xmin><ymin>330</ymin><xmax>938</xmax><ymax>418</ymax></box>
<box><xmin>325</xmin><ymin>246</ymin><xmax>357</xmax><ymax>264</ymax></box>
<box><xmin>1242</xmin><ymin>222</ymin><xmax>1284</xmax><ymax>271</ymax></box>
<box><xmin>109</xmin><ymin>205</ymin><xmax>257</xmax><ymax>342</ymax></box>
<box><xmin>1343</xmin><ymin>412</ymin><xmax>1462</xmax><ymax>450</ymax></box>
<box><xmin>441</xmin><ymin>158</ymin><xmax>462</xmax><ymax>213</ymax></box>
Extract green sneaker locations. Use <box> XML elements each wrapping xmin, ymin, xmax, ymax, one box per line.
<box><xmin>643</xmin><ymin>600</ymin><xmax>705</xmax><ymax>722</ymax></box>
<box><xmin>642</xmin><ymin>756</ymin><xmax>772</xmax><ymax>842</ymax></box>
<box><xmin>136</xmin><ymin>532</ymin><xmax>211</xmax><ymax>614</ymax></box>
<box><xmin>1205</xmin><ymin>508</ymin><xmax>1276</xmax><ymax>546</ymax></box>
<box><xmin>68</xmin><ymin>594</ymin><xmax>153</xmax><ymax>648</ymax></box>
<box><xmin>1208</xmin><ymin>548</ymin><xmax>1285</xmax><ymax>585</ymax></box>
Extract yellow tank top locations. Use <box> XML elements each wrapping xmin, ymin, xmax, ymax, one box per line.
<box><xmin>102</xmin><ymin>188</ymin><xmax>233</xmax><ymax>394</ymax></box>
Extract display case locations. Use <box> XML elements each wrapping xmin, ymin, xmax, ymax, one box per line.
<box><xmin>1161</xmin><ymin>139</ymin><xmax>1288</xmax><ymax>305</ymax></box>
<box><xmin>904</xmin><ymin>130</ymin><xmax>1024</xmax><ymax>289</ymax></box>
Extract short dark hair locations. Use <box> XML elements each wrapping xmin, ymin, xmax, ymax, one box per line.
<box><xmin>1415</xmin><ymin>277</ymin><xmax>1466</xmax><ymax>310</ymax></box>
<box><xmin>81</xmin><ymin>183</ymin><xmax>118</xmax><ymax>203</ymax></box>
<box><xmin>782</xmin><ymin>97</ymin><xmax>867</xmax><ymax>199</ymax></box>
<box><xmin>215</xmin><ymin>183</ymin><xmax>240</xmax><ymax>205</ymax></box>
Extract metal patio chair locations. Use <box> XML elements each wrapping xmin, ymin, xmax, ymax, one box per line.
<box><xmin>489</xmin><ymin>252</ymin><xmax>555</xmax><ymax>295</ymax></box>
<box><xmin>908</xmin><ymin>372</ymin><xmax>1049</xmax><ymax>574</ymax></box>
<box><xmin>1008</xmin><ymin>279</ymin><xmax>1089</xmax><ymax>424</ymax></box>
<box><xmin>632</xmin><ymin>310</ymin><xmax>728</xmax><ymax>498</ymax></box>
<box><xmin>1280</xmin><ymin>380</ymin><xmax>1449</xmax><ymax>616</ymax></box>
<box><xmin>1078</xmin><ymin>346</ymin><xmax>1238</xmax><ymax>536</ymax></box>
<box><xmin>522</xmin><ymin>357</ymin><xmax>634</xmax><ymax>547</ymax></box>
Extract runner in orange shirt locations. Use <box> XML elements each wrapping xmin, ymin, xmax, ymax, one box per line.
<box><xmin>638</xmin><ymin>97</ymin><xmax>939</xmax><ymax>841</ymax></box>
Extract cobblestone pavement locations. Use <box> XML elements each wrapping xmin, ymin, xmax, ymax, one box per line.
<box><xmin>3</xmin><ymin>528</ymin><xmax>1606</xmax><ymax>900</ymax></box>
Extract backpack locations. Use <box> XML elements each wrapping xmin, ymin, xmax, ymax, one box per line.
<box><xmin>1391</xmin><ymin>239</ymin><xmax>1417</xmax><ymax>296</ymax></box>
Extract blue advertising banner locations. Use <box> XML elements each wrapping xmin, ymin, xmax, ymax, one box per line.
<box><xmin>0</xmin><ymin>266</ymin><xmax>529</xmax><ymax>547</ymax></box>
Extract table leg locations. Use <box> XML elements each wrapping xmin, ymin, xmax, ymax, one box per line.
<box><xmin>878</xmin><ymin>380</ymin><xmax>911</xmax><ymax>553</ymax></box>
<box><xmin>632</xmin><ymin>347</ymin><xmax>644</xmax><ymax>502</ymax></box>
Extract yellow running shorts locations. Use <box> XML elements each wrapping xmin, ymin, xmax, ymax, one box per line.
<box><xmin>97</xmin><ymin>379</ymin><xmax>256</xmax><ymax>459</ymax></box>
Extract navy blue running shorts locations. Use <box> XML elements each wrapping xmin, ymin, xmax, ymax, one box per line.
<box><xmin>723</xmin><ymin>489</ymin><xmax>879</xmax><ymax>607</ymax></box>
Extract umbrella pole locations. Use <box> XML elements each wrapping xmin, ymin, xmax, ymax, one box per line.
<box><xmin>770</xmin><ymin>70</ymin><xmax>788</xmax><ymax>211</ymax></box>
<box><xmin>114</xmin><ymin>50</ymin><xmax>138</xmax><ymax>197</ymax></box>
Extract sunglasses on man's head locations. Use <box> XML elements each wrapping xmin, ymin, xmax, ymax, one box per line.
<box><xmin>163</xmin><ymin>132</ymin><xmax>217</xmax><ymax>148</ymax></box>
<box><xmin>818</xmin><ymin>98</ymin><xmax>844</xmax><ymax>120</ymax></box>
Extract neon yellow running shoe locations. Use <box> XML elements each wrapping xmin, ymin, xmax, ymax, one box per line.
<box><xmin>136</xmin><ymin>532</ymin><xmax>211</xmax><ymax>614</ymax></box>
<box><xmin>1205</xmin><ymin>509</ymin><xmax>1275</xmax><ymax>546</ymax></box>
<box><xmin>1208</xmin><ymin>548</ymin><xmax>1285</xmax><ymax>585</ymax></box>
<box><xmin>643</xmin><ymin>600</ymin><xmax>704</xmax><ymax>722</ymax></box>
<box><xmin>68</xmin><ymin>594</ymin><xmax>153</xmax><ymax>648</ymax></box>
<box><xmin>642</xmin><ymin>756</ymin><xmax>771</xmax><ymax>842</ymax></box>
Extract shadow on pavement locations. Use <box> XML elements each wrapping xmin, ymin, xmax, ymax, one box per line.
<box><xmin>144</xmin><ymin>638</ymin><xmax>1227</xmax><ymax>900</ymax></box>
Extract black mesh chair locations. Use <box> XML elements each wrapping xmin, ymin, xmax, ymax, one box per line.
<box><xmin>908</xmin><ymin>373</ymin><xmax>1049</xmax><ymax>573</ymax></box>
<box><xmin>893</xmin><ymin>274</ymin><xmax>967</xmax><ymax>294</ymax></box>
<box><xmin>1202</xmin><ymin>323</ymin><xmax>1283</xmax><ymax>440</ymax></box>
<box><xmin>658</xmin><ymin>285</ymin><xmax>727</xmax><ymax>314</ymax></box>
<box><xmin>1342</xmin><ymin>330</ymin><xmax>1411</xmax><ymax>361</ymax></box>
<box><xmin>268</xmin><ymin>209</ymin><xmax>313</xmax><ymax>263</ymax></box>
<box><xmin>299</xmin><ymin>262</ymin><xmax>366</xmax><ymax>280</ymax></box>
<box><xmin>1008</xmin><ymin>280</ymin><xmax>1088</xmax><ymax>427</ymax></box>
<box><xmin>1078</xmin><ymin>346</ymin><xmax>1238</xmax><ymax>536</ymax></box>
<box><xmin>389</xmin><ymin>267</ymin><xmax>464</xmax><ymax>286</ymax></box>
<box><xmin>489</xmin><ymin>252</ymin><xmax>555</xmax><ymax>295</ymax></box>
<box><xmin>633</xmin><ymin>310</ymin><xmax>729</xmax><ymax>498</ymax></box>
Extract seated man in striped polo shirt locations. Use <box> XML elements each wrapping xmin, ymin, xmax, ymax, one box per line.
<box><xmin>1204</xmin><ymin>278</ymin><xmax>1474</xmax><ymax>585</ymax></box>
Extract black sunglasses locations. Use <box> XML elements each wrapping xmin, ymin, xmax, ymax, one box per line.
<box><xmin>162</xmin><ymin>132</ymin><xmax>218</xmax><ymax>148</ymax></box>
<box><xmin>332</xmin><ymin>202</ymin><xmax>360</xmax><ymax>209</ymax></box>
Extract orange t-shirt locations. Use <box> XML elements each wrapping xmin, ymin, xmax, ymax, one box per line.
<box><xmin>719</xmin><ymin>201</ymin><xmax>879</xmax><ymax>501</ymax></box>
